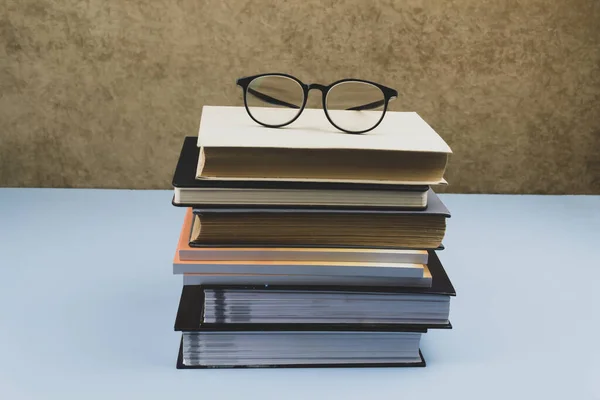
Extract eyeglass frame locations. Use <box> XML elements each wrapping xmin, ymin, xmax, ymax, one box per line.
<box><xmin>236</xmin><ymin>73</ymin><xmax>398</xmax><ymax>134</ymax></box>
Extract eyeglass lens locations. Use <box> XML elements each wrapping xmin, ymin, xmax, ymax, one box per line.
<box><xmin>245</xmin><ymin>75</ymin><xmax>305</xmax><ymax>126</ymax></box>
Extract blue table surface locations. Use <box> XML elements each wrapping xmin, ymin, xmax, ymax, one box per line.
<box><xmin>0</xmin><ymin>188</ymin><xmax>599</xmax><ymax>400</ymax></box>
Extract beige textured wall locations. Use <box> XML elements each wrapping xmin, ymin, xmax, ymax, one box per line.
<box><xmin>1</xmin><ymin>0</ymin><xmax>599</xmax><ymax>193</ymax></box>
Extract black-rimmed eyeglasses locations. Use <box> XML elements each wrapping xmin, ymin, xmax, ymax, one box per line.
<box><xmin>236</xmin><ymin>73</ymin><xmax>398</xmax><ymax>134</ymax></box>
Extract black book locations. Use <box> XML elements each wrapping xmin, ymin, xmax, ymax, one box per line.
<box><xmin>175</xmin><ymin>310</ymin><xmax>429</xmax><ymax>369</ymax></box>
<box><xmin>175</xmin><ymin>332</ymin><xmax>427</xmax><ymax>369</ymax></box>
<box><xmin>172</xmin><ymin>136</ymin><xmax>430</xmax><ymax>209</ymax></box>
<box><xmin>175</xmin><ymin>251</ymin><xmax>455</xmax><ymax>331</ymax></box>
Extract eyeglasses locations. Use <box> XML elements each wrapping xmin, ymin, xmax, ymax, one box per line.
<box><xmin>236</xmin><ymin>73</ymin><xmax>398</xmax><ymax>134</ymax></box>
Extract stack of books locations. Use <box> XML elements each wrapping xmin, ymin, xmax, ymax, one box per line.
<box><xmin>170</xmin><ymin>105</ymin><xmax>456</xmax><ymax>368</ymax></box>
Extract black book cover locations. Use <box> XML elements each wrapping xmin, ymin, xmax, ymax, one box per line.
<box><xmin>172</xmin><ymin>136</ymin><xmax>430</xmax><ymax>208</ymax></box>
<box><xmin>175</xmin><ymin>337</ymin><xmax>427</xmax><ymax>369</ymax></box>
<box><xmin>174</xmin><ymin>250</ymin><xmax>455</xmax><ymax>332</ymax></box>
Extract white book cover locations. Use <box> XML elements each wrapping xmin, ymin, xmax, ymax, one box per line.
<box><xmin>196</xmin><ymin>105</ymin><xmax>452</xmax><ymax>154</ymax></box>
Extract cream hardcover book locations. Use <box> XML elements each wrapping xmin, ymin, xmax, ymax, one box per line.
<box><xmin>195</xmin><ymin>105</ymin><xmax>452</xmax><ymax>185</ymax></box>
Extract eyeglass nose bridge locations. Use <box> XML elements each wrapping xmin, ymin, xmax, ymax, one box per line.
<box><xmin>307</xmin><ymin>83</ymin><xmax>328</xmax><ymax>93</ymax></box>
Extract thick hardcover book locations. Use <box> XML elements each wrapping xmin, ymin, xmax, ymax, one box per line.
<box><xmin>176</xmin><ymin>335</ymin><xmax>427</xmax><ymax>369</ymax></box>
<box><xmin>194</xmin><ymin>105</ymin><xmax>451</xmax><ymax>185</ymax></box>
<box><xmin>176</xmin><ymin>207</ymin><xmax>432</xmax><ymax>263</ymax></box>
<box><xmin>187</xmin><ymin>190</ymin><xmax>450</xmax><ymax>249</ymax></box>
<box><xmin>172</xmin><ymin>136</ymin><xmax>430</xmax><ymax>209</ymax></box>
<box><xmin>174</xmin><ymin>251</ymin><xmax>455</xmax><ymax>331</ymax></box>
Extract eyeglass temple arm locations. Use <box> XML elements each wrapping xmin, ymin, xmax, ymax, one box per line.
<box><xmin>247</xmin><ymin>88</ymin><xmax>393</xmax><ymax>111</ymax></box>
<box><xmin>345</xmin><ymin>100</ymin><xmax>385</xmax><ymax>111</ymax></box>
<box><xmin>346</xmin><ymin>91</ymin><xmax>397</xmax><ymax>111</ymax></box>
<box><xmin>246</xmin><ymin>88</ymin><xmax>301</xmax><ymax>109</ymax></box>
